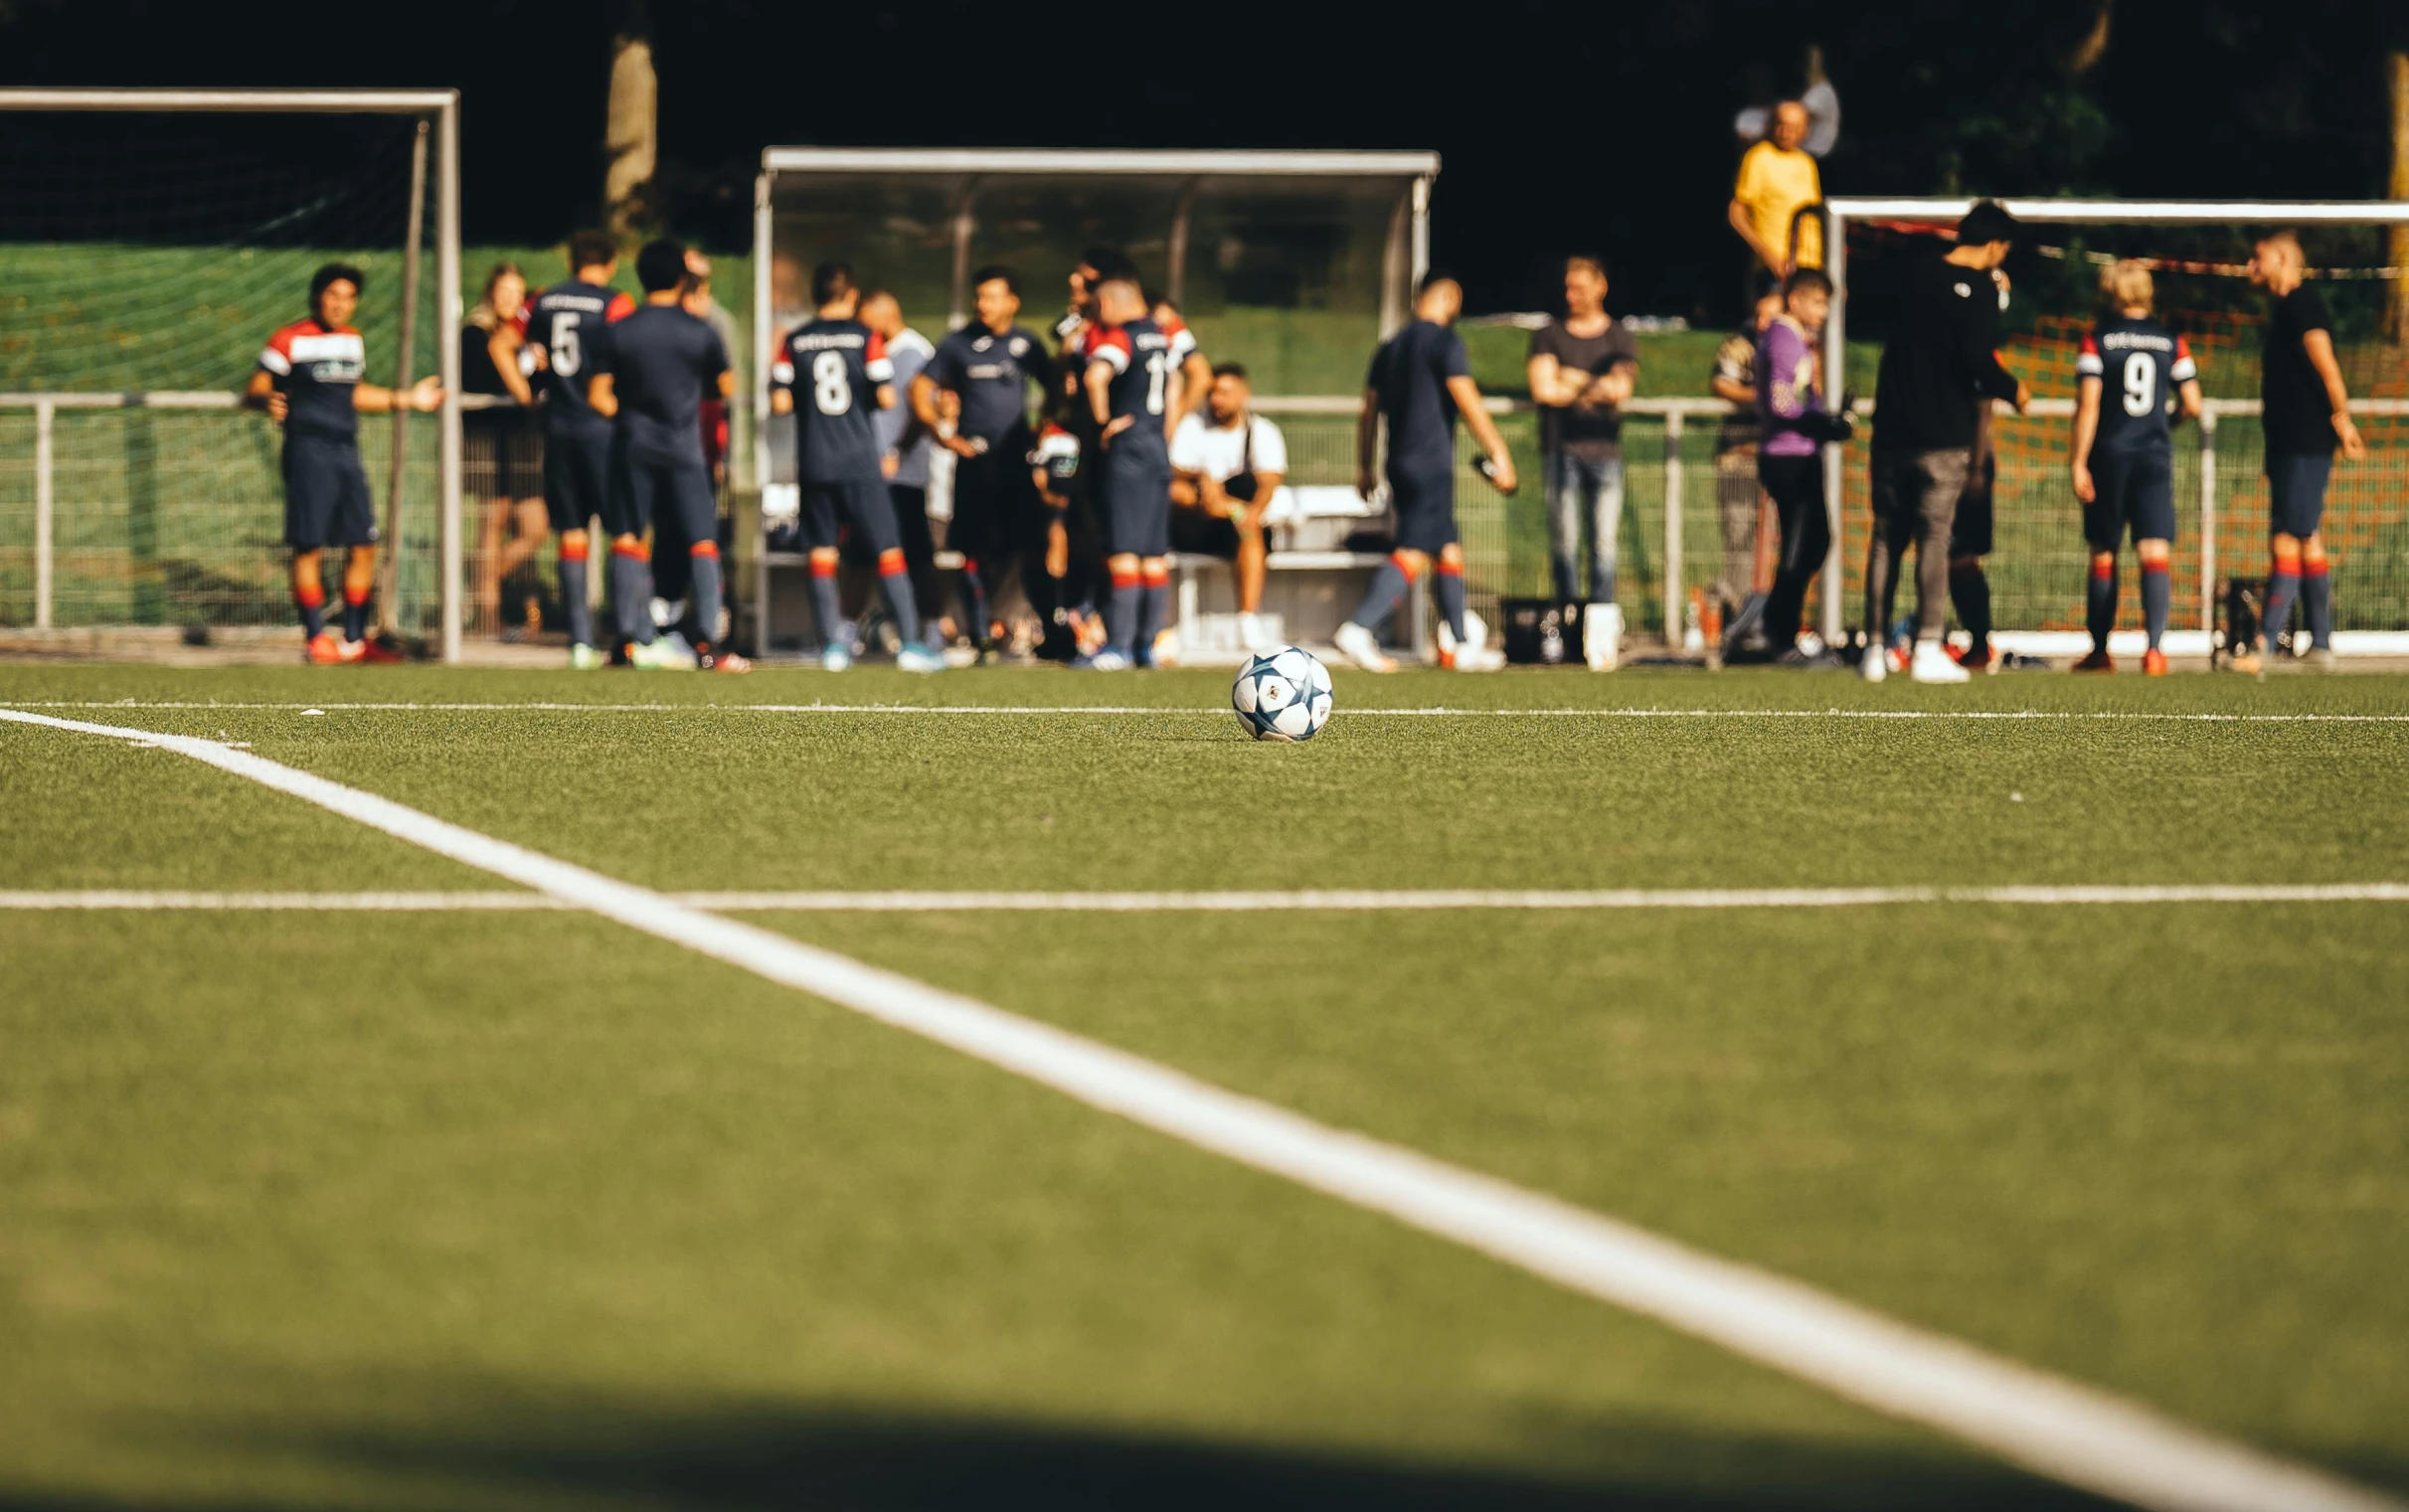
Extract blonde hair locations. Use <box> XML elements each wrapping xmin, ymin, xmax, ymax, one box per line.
<box><xmin>1565</xmin><ymin>254</ymin><xmax>1608</xmax><ymax>283</ymax></box>
<box><xmin>467</xmin><ymin>261</ymin><xmax>526</xmax><ymax>333</ymax></box>
<box><xmin>2100</xmin><ymin>258</ymin><xmax>2153</xmax><ymax>314</ymax></box>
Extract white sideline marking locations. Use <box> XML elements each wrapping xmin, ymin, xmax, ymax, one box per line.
<box><xmin>2</xmin><ymin>705</ymin><xmax>2400</xmax><ymax>1512</ymax></box>
<box><xmin>9</xmin><ymin>884</ymin><xmax>2408</xmax><ymax>914</ymax></box>
<box><xmin>9</xmin><ymin>699</ymin><xmax>2409</xmax><ymax>725</ymax></box>
<box><xmin>0</xmin><ymin>890</ymin><xmax>565</xmax><ymax>911</ymax></box>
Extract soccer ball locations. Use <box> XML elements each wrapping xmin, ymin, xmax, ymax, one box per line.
<box><xmin>1231</xmin><ymin>645</ymin><xmax>1334</xmax><ymax>742</ymax></box>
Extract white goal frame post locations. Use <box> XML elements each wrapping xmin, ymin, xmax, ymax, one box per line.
<box><xmin>0</xmin><ymin>88</ymin><xmax>465</xmax><ymax>661</ymax></box>
<box><xmin>1815</xmin><ymin>198</ymin><xmax>2409</xmax><ymax>648</ymax></box>
<box><xmin>751</xmin><ymin>147</ymin><xmax>1438</xmax><ymax>489</ymax></box>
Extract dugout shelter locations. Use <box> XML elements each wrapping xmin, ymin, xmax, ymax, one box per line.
<box><xmin>749</xmin><ymin>148</ymin><xmax>1438</xmax><ymax>655</ymax></box>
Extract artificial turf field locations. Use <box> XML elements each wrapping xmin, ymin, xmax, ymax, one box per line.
<box><xmin>3</xmin><ymin>661</ymin><xmax>2407</xmax><ymax>1511</ymax></box>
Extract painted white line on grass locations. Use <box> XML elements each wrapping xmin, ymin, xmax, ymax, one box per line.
<box><xmin>0</xmin><ymin>890</ymin><xmax>565</xmax><ymax>911</ymax></box>
<box><xmin>3</xmin><ymin>704</ymin><xmax>2399</xmax><ymax>1512</ymax></box>
<box><xmin>9</xmin><ymin>699</ymin><xmax>2409</xmax><ymax>725</ymax></box>
<box><xmin>10</xmin><ymin>884</ymin><xmax>2408</xmax><ymax>914</ymax></box>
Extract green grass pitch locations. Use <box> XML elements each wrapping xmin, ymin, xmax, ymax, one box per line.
<box><xmin>2</xmin><ymin>661</ymin><xmax>2406</xmax><ymax>1509</ymax></box>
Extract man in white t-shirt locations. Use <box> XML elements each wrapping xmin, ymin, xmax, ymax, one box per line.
<box><xmin>1170</xmin><ymin>362</ymin><xmax>1287</xmax><ymax>648</ymax></box>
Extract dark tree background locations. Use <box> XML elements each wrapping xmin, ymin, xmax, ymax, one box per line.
<box><xmin>4</xmin><ymin>0</ymin><xmax>2404</xmax><ymax>322</ymax></box>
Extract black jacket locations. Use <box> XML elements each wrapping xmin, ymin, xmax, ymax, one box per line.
<box><xmin>1870</xmin><ymin>250</ymin><xmax>2020</xmax><ymax>452</ymax></box>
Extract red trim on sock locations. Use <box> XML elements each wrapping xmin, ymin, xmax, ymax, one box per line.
<box><xmin>1436</xmin><ymin>560</ymin><xmax>1463</xmax><ymax>579</ymax></box>
<box><xmin>2090</xmin><ymin>559</ymin><xmax>2115</xmax><ymax>582</ymax></box>
<box><xmin>810</xmin><ymin>558</ymin><xmax>838</xmax><ymax>580</ymax></box>
<box><xmin>2141</xmin><ymin>563</ymin><xmax>2169</xmax><ymax>579</ymax></box>
<box><xmin>877</xmin><ymin>548</ymin><xmax>907</xmax><ymax>577</ymax></box>
<box><xmin>1140</xmin><ymin>564</ymin><xmax>1169</xmax><ymax>588</ymax></box>
<box><xmin>293</xmin><ymin>584</ymin><xmax>325</xmax><ymax>608</ymax></box>
<box><xmin>689</xmin><ymin>540</ymin><xmax>720</xmax><ymax>560</ymax></box>
<box><xmin>1388</xmin><ymin>552</ymin><xmax>1422</xmax><ymax>582</ymax></box>
<box><xmin>611</xmin><ymin>540</ymin><xmax>648</xmax><ymax>561</ymax></box>
<box><xmin>557</xmin><ymin>541</ymin><xmax>589</xmax><ymax>563</ymax></box>
<box><xmin>2303</xmin><ymin>559</ymin><xmax>2330</xmax><ymax>579</ymax></box>
<box><xmin>1110</xmin><ymin>568</ymin><xmax>1141</xmax><ymax>589</ymax></box>
<box><xmin>342</xmin><ymin>586</ymin><xmax>369</xmax><ymax>606</ymax></box>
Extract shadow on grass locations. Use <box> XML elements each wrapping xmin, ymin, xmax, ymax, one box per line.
<box><xmin>0</xmin><ymin>1395</ymin><xmax>2127</xmax><ymax>1511</ymax></box>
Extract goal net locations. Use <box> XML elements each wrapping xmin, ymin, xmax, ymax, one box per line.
<box><xmin>0</xmin><ymin>90</ymin><xmax>462</xmax><ymax>652</ymax></box>
<box><xmin>1812</xmin><ymin>199</ymin><xmax>2409</xmax><ymax>656</ymax></box>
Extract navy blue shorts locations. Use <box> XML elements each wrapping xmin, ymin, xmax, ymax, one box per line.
<box><xmin>543</xmin><ymin>421</ymin><xmax>610</xmax><ymax>534</ymax></box>
<box><xmin>605</xmin><ymin>438</ymin><xmax>716</xmax><ymax>547</ymax></box>
<box><xmin>2083</xmin><ymin>446</ymin><xmax>2176</xmax><ymax>550</ymax></box>
<box><xmin>800</xmin><ymin>478</ymin><xmax>901</xmax><ymax>556</ymax></box>
<box><xmin>2267</xmin><ymin>452</ymin><xmax>2333</xmax><ymax>539</ymax></box>
<box><xmin>1389</xmin><ymin>466</ymin><xmax>1459</xmax><ymax>555</ymax></box>
<box><xmin>1102</xmin><ymin>444</ymin><xmax>1172</xmax><ymax>559</ymax></box>
<box><xmin>281</xmin><ymin>438</ymin><xmax>377</xmax><ymax>551</ymax></box>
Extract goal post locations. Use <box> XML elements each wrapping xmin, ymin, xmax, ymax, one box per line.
<box><xmin>1818</xmin><ymin>198</ymin><xmax>2409</xmax><ymax>653</ymax></box>
<box><xmin>0</xmin><ymin>87</ymin><xmax>465</xmax><ymax>660</ymax></box>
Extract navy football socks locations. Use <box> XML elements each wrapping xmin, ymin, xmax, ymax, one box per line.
<box><xmin>687</xmin><ymin>548</ymin><xmax>722</xmax><ymax>648</ymax></box>
<box><xmin>807</xmin><ymin>567</ymin><xmax>844</xmax><ymax>653</ymax></box>
<box><xmin>2141</xmin><ymin>563</ymin><xmax>2170</xmax><ymax>652</ymax></box>
<box><xmin>1348</xmin><ymin>560</ymin><xmax>1410</xmax><ymax>632</ymax></box>
<box><xmin>610</xmin><ymin>548</ymin><xmax>654</xmax><ymax>646</ymax></box>
<box><xmin>2086</xmin><ymin>557</ymin><xmax>2118</xmax><ymax>653</ymax></box>
<box><xmin>2302</xmin><ymin>566</ymin><xmax>2332</xmax><ymax>650</ymax></box>
<box><xmin>558</xmin><ymin>551</ymin><xmax>593</xmax><ymax>647</ymax></box>
<box><xmin>1434</xmin><ymin>568</ymin><xmax>1468</xmax><ymax>645</ymax></box>
<box><xmin>1106</xmin><ymin>578</ymin><xmax>1140</xmax><ymax>656</ymax></box>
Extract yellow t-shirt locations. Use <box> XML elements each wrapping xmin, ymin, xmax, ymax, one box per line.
<box><xmin>1734</xmin><ymin>141</ymin><xmax>1823</xmax><ymax>270</ymax></box>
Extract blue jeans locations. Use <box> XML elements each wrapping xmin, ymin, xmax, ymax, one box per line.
<box><xmin>1546</xmin><ymin>450</ymin><xmax>1624</xmax><ymax>603</ymax></box>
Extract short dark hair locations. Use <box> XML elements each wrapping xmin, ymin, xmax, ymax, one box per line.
<box><xmin>1080</xmin><ymin>247</ymin><xmax>1134</xmax><ymax>282</ymax></box>
<box><xmin>1211</xmin><ymin>361</ymin><xmax>1249</xmax><ymax>383</ymax></box>
<box><xmin>1566</xmin><ymin>254</ymin><xmax>1608</xmax><ymax>282</ymax></box>
<box><xmin>811</xmin><ymin>260</ymin><xmax>856</xmax><ymax>305</ymax></box>
<box><xmin>568</xmin><ymin>231</ymin><xmax>618</xmax><ymax>271</ymax></box>
<box><xmin>1783</xmin><ymin>266</ymin><xmax>1832</xmax><ymax>299</ymax></box>
<box><xmin>309</xmin><ymin>262</ymin><xmax>364</xmax><ymax>305</ymax></box>
<box><xmin>970</xmin><ymin>263</ymin><xmax>1020</xmax><ymax>295</ymax></box>
<box><xmin>1142</xmin><ymin>286</ymin><xmax>1171</xmax><ymax>313</ymax></box>
<box><xmin>635</xmin><ymin>239</ymin><xmax>689</xmax><ymax>294</ymax></box>
<box><xmin>1955</xmin><ymin>200</ymin><xmax>2019</xmax><ymax>249</ymax></box>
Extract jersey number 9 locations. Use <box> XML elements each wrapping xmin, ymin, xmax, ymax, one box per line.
<box><xmin>2121</xmin><ymin>352</ymin><xmax>2155</xmax><ymax>419</ymax></box>
<box><xmin>812</xmin><ymin>350</ymin><xmax>852</xmax><ymax>416</ymax></box>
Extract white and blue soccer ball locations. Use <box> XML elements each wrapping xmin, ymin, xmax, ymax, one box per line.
<box><xmin>1231</xmin><ymin>645</ymin><xmax>1334</xmax><ymax>742</ymax></box>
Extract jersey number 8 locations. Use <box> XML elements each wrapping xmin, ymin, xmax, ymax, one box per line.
<box><xmin>2121</xmin><ymin>352</ymin><xmax>2155</xmax><ymax>418</ymax></box>
<box><xmin>812</xmin><ymin>350</ymin><xmax>852</xmax><ymax>416</ymax></box>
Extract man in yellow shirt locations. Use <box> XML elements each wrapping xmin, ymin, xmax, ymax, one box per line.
<box><xmin>1728</xmin><ymin>99</ymin><xmax>1823</xmax><ymax>277</ymax></box>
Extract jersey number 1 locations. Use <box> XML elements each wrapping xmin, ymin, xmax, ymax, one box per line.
<box><xmin>2121</xmin><ymin>352</ymin><xmax>2155</xmax><ymax>418</ymax></box>
<box><xmin>812</xmin><ymin>350</ymin><xmax>852</xmax><ymax>416</ymax></box>
<box><xmin>1144</xmin><ymin>352</ymin><xmax>1167</xmax><ymax>416</ymax></box>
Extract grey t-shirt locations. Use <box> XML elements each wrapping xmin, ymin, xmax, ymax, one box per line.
<box><xmin>877</xmin><ymin>327</ymin><xmax>936</xmax><ymax>489</ymax></box>
<box><xmin>1529</xmin><ymin>317</ymin><xmax>1638</xmax><ymax>460</ymax></box>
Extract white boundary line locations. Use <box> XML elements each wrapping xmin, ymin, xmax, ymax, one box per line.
<box><xmin>5</xmin><ymin>698</ymin><xmax>2409</xmax><ymax>725</ymax></box>
<box><xmin>2</xmin><ymin>705</ymin><xmax>2399</xmax><ymax>1512</ymax></box>
<box><xmin>9</xmin><ymin>884</ymin><xmax>2408</xmax><ymax>913</ymax></box>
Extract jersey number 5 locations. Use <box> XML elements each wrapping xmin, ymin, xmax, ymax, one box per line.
<box><xmin>2121</xmin><ymin>352</ymin><xmax>2155</xmax><ymax>418</ymax></box>
<box><xmin>812</xmin><ymin>350</ymin><xmax>852</xmax><ymax>416</ymax></box>
<box><xmin>551</xmin><ymin>312</ymin><xmax>583</xmax><ymax>378</ymax></box>
<box><xmin>1144</xmin><ymin>351</ymin><xmax>1167</xmax><ymax>416</ymax></box>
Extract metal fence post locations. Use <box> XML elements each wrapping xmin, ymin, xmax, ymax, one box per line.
<box><xmin>1662</xmin><ymin>411</ymin><xmax>1684</xmax><ymax>643</ymax></box>
<box><xmin>2198</xmin><ymin>406</ymin><xmax>2218</xmax><ymax>634</ymax></box>
<box><xmin>34</xmin><ymin>398</ymin><xmax>54</xmax><ymax>630</ymax></box>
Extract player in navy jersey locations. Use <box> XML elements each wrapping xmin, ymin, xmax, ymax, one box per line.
<box><xmin>517</xmin><ymin>231</ymin><xmax>637</xmax><ymax>668</ymax></box>
<box><xmin>772</xmin><ymin>261</ymin><xmax>940</xmax><ymax>673</ymax></box>
<box><xmin>914</xmin><ymin>264</ymin><xmax>1055</xmax><ymax>657</ymax></box>
<box><xmin>1332</xmin><ymin>273</ymin><xmax>1518</xmax><ymax>674</ymax></box>
<box><xmin>1079</xmin><ymin>275</ymin><xmax>1186</xmax><ymax>669</ymax></box>
<box><xmin>584</xmin><ymin>238</ymin><xmax>745</xmax><ymax>672</ymax></box>
<box><xmin>2069</xmin><ymin>260</ymin><xmax>2201</xmax><ymax>674</ymax></box>
<box><xmin>246</xmin><ymin>262</ymin><xmax>442</xmax><ymax>663</ymax></box>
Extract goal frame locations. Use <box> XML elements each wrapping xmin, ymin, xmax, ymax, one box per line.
<box><xmin>0</xmin><ymin>87</ymin><xmax>466</xmax><ymax>660</ymax></box>
<box><xmin>1817</xmin><ymin>197</ymin><xmax>2409</xmax><ymax>647</ymax></box>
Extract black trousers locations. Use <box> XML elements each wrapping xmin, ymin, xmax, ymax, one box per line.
<box><xmin>1757</xmin><ymin>453</ymin><xmax>1831</xmax><ymax>649</ymax></box>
